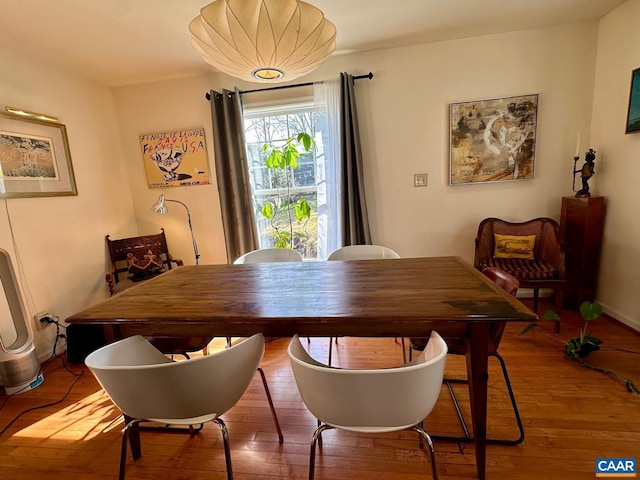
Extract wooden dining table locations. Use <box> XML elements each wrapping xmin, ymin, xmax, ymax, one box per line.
<box><xmin>66</xmin><ymin>255</ymin><xmax>536</xmax><ymax>480</ymax></box>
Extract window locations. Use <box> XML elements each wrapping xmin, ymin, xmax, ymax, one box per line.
<box><xmin>244</xmin><ymin>101</ymin><xmax>328</xmax><ymax>259</ymax></box>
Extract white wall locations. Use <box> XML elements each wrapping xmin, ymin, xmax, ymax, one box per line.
<box><xmin>0</xmin><ymin>50</ymin><xmax>136</xmax><ymax>360</ymax></box>
<box><xmin>591</xmin><ymin>0</ymin><xmax>640</xmax><ymax>329</ymax></box>
<box><xmin>114</xmin><ymin>23</ymin><xmax>599</xmax><ymax>272</ymax></box>
<box><xmin>112</xmin><ymin>75</ymin><xmax>227</xmax><ymax>266</ymax></box>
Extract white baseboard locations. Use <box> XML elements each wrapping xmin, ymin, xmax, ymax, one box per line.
<box><xmin>37</xmin><ymin>339</ymin><xmax>67</xmax><ymax>364</ymax></box>
<box><xmin>515</xmin><ymin>291</ymin><xmax>639</xmax><ymax>332</ymax></box>
<box><xmin>598</xmin><ymin>301</ymin><xmax>640</xmax><ymax>332</ymax></box>
<box><xmin>514</xmin><ymin>288</ymin><xmax>553</xmax><ymax>299</ymax></box>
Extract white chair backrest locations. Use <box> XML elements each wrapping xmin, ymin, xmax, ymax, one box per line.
<box><xmin>86</xmin><ymin>333</ymin><xmax>265</xmax><ymax>420</ymax></box>
<box><xmin>327</xmin><ymin>245</ymin><xmax>400</xmax><ymax>261</ymax></box>
<box><xmin>288</xmin><ymin>331</ymin><xmax>447</xmax><ymax>431</ymax></box>
<box><xmin>233</xmin><ymin>248</ymin><xmax>303</xmax><ymax>264</ymax></box>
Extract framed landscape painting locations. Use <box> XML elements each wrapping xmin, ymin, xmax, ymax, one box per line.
<box><xmin>449</xmin><ymin>94</ymin><xmax>538</xmax><ymax>185</ymax></box>
<box><xmin>0</xmin><ymin>112</ymin><xmax>77</xmax><ymax>198</ymax></box>
<box><xmin>626</xmin><ymin>67</ymin><xmax>640</xmax><ymax>134</ymax></box>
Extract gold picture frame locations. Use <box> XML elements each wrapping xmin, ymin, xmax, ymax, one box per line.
<box><xmin>0</xmin><ymin>112</ymin><xmax>77</xmax><ymax>198</ymax></box>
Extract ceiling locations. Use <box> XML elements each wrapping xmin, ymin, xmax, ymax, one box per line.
<box><xmin>0</xmin><ymin>0</ymin><xmax>627</xmax><ymax>88</ymax></box>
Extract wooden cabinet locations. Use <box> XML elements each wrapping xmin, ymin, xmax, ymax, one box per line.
<box><xmin>559</xmin><ymin>196</ymin><xmax>606</xmax><ymax>310</ymax></box>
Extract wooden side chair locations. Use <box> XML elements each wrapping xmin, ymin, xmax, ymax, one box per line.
<box><xmin>105</xmin><ymin>229</ymin><xmax>211</xmax><ymax>358</ymax></box>
<box><xmin>106</xmin><ymin>228</ymin><xmax>182</xmax><ymax>296</ymax></box>
<box><xmin>474</xmin><ymin>217</ymin><xmax>564</xmax><ymax>332</ymax></box>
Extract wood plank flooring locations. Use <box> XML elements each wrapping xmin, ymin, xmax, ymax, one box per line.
<box><xmin>1</xmin><ymin>298</ymin><xmax>638</xmax><ymax>479</ymax></box>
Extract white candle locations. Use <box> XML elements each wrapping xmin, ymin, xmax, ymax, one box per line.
<box><xmin>574</xmin><ymin>132</ymin><xmax>581</xmax><ymax>157</ymax></box>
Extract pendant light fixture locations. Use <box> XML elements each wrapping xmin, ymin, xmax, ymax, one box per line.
<box><xmin>189</xmin><ymin>0</ymin><xmax>336</xmax><ymax>83</ymax></box>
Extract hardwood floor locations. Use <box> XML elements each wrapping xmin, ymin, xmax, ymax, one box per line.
<box><xmin>1</xmin><ymin>298</ymin><xmax>638</xmax><ymax>479</ymax></box>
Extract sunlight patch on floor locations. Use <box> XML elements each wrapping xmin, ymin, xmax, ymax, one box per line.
<box><xmin>8</xmin><ymin>390</ymin><xmax>121</xmax><ymax>441</ymax></box>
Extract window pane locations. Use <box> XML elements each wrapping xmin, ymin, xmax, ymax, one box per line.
<box><xmin>243</xmin><ymin>103</ymin><xmax>323</xmax><ymax>259</ymax></box>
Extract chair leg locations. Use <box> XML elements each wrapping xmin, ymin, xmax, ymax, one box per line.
<box><xmin>214</xmin><ymin>418</ymin><xmax>233</xmax><ymax>480</ymax></box>
<box><xmin>120</xmin><ymin>417</ymin><xmax>144</xmax><ymax>480</ymax></box>
<box><xmin>119</xmin><ymin>428</ymin><xmax>129</xmax><ymax>480</ymax></box>
<box><xmin>328</xmin><ymin>338</ymin><xmax>333</xmax><ymax>366</ymax></box>
<box><xmin>394</xmin><ymin>337</ymin><xmax>407</xmax><ymax>362</ymax></box>
<box><xmin>309</xmin><ymin>423</ymin><xmax>334</xmax><ymax>480</ymax></box>
<box><xmin>553</xmin><ymin>287</ymin><xmax>563</xmax><ymax>334</ymax></box>
<box><xmin>532</xmin><ymin>288</ymin><xmax>539</xmax><ymax>313</ymax></box>
<box><xmin>492</xmin><ymin>352</ymin><xmax>525</xmax><ymax>445</ymax></box>
<box><xmin>257</xmin><ymin>367</ymin><xmax>284</xmax><ymax>442</ymax></box>
<box><xmin>432</xmin><ymin>353</ymin><xmax>524</xmax><ymax>446</ymax></box>
<box><xmin>412</xmin><ymin>425</ymin><xmax>438</xmax><ymax>480</ymax></box>
<box><xmin>445</xmin><ymin>379</ymin><xmax>472</xmax><ymax>439</ymax></box>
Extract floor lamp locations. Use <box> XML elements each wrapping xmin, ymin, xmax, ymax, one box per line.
<box><xmin>151</xmin><ymin>194</ymin><xmax>200</xmax><ymax>265</ymax></box>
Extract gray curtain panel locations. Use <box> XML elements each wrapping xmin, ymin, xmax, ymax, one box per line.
<box><xmin>340</xmin><ymin>73</ymin><xmax>372</xmax><ymax>246</ymax></box>
<box><xmin>210</xmin><ymin>88</ymin><xmax>259</xmax><ymax>263</ymax></box>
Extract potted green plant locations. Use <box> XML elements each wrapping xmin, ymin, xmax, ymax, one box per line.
<box><xmin>259</xmin><ymin>132</ymin><xmax>315</xmax><ymax>250</ymax></box>
<box><xmin>521</xmin><ymin>301</ymin><xmax>639</xmax><ymax>394</ymax></box>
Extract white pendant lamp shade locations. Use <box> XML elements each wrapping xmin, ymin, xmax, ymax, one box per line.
<box><xmin>189</xmin><ymin>0</ymin><xmax>336</xmax><ymax>83</ymax></box>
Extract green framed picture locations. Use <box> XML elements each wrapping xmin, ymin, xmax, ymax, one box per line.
<box><xmin>625</xmin><ymin>67</ymin><xmax>640</xmax><ymax>134</ymax></box>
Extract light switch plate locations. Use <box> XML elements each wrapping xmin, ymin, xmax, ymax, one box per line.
<box><xmin>414</xmin><ymin>173</ymin><xmax>428</xmax><ymax>187</ymax></box>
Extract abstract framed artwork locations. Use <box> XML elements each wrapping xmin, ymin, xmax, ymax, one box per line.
<box><xmin>139</xmin><ymin>127</ymin><xmax>211</xmax><ymax>188</ymax></box>
<box><xmin>625</xmin><ymin>67</ymin><xmax>640</xmax><ymax>134</ymax></box>
<box><xmin>0</xmin><ymin>112</ymin><xmax>77</xmax><ymax>198</ymax></box>
<box><xmin>449</xmin><ymin>94</ymin><xmax>538</xmax><ymax>185</ymax></box>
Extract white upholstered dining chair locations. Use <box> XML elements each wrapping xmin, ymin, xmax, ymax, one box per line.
<box><xmin>327</xmin><ymin>244</ymin><xmax>400</xmax><ymax>261</ymax></box>
<box><xmin>85</xmin><ymin>333</ymin><xmax>282</xmax><ymax>480</ymax></box>
<box><xmin>233</xmin><ymin>247</ymin><xmax>303</xmax><ymax>264</ymax></box>
<box><xmin>288</xmin><ymin>331</ymin><xmax>448</xmax><ymax>480</ymax></box>
<box><xmin>327</xmin><ymin>244</ymin><xmax>405</xmax><ymax>364</ymax></box>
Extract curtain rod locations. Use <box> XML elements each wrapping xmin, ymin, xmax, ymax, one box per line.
<box><xmin>205</xmin><ymin>72</ymin><xmax>373</xmax><ymax>101</ymax></box>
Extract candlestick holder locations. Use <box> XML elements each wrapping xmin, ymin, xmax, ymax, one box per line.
<box><xmin>572</xmin><ymin>149</ymin><xmax>596</xmax><ymax>197</ymax></box>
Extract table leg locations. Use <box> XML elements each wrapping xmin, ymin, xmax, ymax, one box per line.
<box><xmin>103</xmin><ymin>325</ymin><xmax>119</xmax><ymax>343</ymax></box>
<box><xmin>467</xmin><ymin>321</ymin><xmax>489</xmax><ymax>480</ymax></box>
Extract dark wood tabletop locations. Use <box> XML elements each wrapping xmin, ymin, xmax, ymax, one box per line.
<box><xmin>67</xmin><ymin>255</ymin><xmax>535</xmax><ymax>480</ymax></box>
<box><xmin>67</xmin><ymin>256</ymin><xmax>533</xmax><ymax>335</ymax></box>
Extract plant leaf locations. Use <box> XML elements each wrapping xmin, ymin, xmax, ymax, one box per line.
<box><xmin>261</xmin><ymin>201</ymin><xmax>274</xmax><ymax>220</ymax></box>
<box><xmin>565</xmin><ymin>338</ymin><xmax>580</xmax><ymax>358</ymax></box>
<box><xmin>543</xmin><ymin>310</ymin><xmax>561</xmax><ymax>321</ymax></box>
<box><xmin>519</xmin><ymin>323</ymin><xmax>538</xmax><ymax>335</ymax></box>
<box><xmin>266</xmin><ymin>149</ymin><xmax>284</xmax><ymax>169</ymax></box>
<box><xmin>297</xmin><ymin>132</ymin><xmax>314</xmax><ymax>151</ymax></box>
<box><xmin>295</xmin><ymin>198</ymin><xmax>311</xmax><ymax>221</ymax></box>
<box><xmin>283</xmin><ymin>143</ymin><xmax>300</xmax><ymax>169</ymax></box>
<box><xmin>583</xmin><ymin>335</ymin><xmax>603</xmax><ymax>346</ymax></box>
<box><xmin>580</xmin><ymin>301</ymin><xmax>603</xmax><ymax>322</ymax></box>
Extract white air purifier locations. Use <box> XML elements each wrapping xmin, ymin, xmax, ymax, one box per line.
<box><xmin>0</xmin><ymin>249</ymin><xmax>43</xmax><ymax>395</ymax></box>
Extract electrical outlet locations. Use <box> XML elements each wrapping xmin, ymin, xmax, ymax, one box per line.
<box><xmin>414</xmin><ymin>173</ymin><xmax>428</xmax><ymax>187</ymax></box>
<box><xmin>34</xmin><ymin>311</ymin><xmax>52</xmax><ymax>331</ymax></box>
